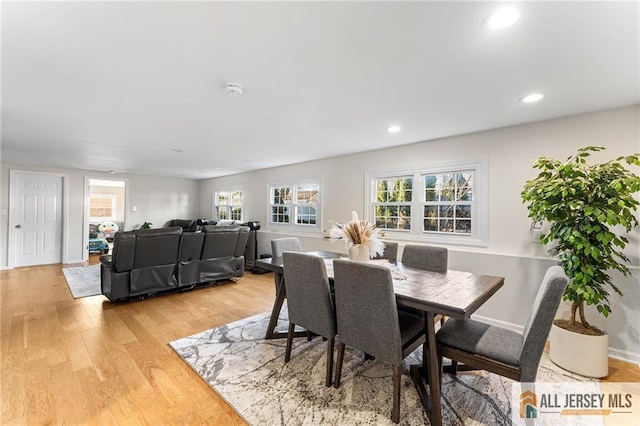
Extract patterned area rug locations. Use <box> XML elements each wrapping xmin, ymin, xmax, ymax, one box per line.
<box><xmin>62</xmin><ymin>264</ymin><xmax>101</xmax><ymax>298</ymax></box>
<box><xmin>169</xmin><ymin>311</ymin><xmax>594</xmax><ymax>425</ymax></box>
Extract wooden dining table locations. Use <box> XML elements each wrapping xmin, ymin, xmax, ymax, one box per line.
<box><xmin>255</xmin><ymin>251</ymin><xmax>505</xmax><ymax>426</ymax></box>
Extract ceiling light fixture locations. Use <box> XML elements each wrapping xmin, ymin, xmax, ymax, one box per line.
<box><xmin>387</xmin><ymin>125</ymin><xmax>401</xmax><ymax>133</ymax></box>
<box><xmin>520</xmin><ymin>93</ymin><xmax>545</xmax><ymax>103</ymax></box>
<box><xmin>225</xmin><ymin>83</ymin><xmax>244</xmax><ymax>96</ymax></box>
<box><xmin>485</xmin><ymin>7</ymin><xmax>520</xmax><ymax>30</ymax></box>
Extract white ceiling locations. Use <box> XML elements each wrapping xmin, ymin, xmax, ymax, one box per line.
<box><xmin>2</xmin><ymin>1</ymin><xmax>638</xmax><ymax>179</ymax></box>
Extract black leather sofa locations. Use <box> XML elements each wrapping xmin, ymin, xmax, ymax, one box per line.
<box><xmin>99</xmin><ymin>225</ymin><xmax>249</xmax><ymax>302</ymax></box>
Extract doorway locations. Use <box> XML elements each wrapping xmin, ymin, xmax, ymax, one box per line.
<box><xmin>84</xmin><ymin>177</ymin><xmax>127</xmax><ymax>261</ymax></box>
<box><xmin>9</xmin><ymin>170</ymin><xmax>66</xmax><ymax>267</ymax></box>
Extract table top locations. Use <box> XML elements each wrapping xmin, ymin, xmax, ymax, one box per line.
<box><xmin>256</xmin><ymin>251</ymin><xmax>504</xmax><ymax>320</ymax></box>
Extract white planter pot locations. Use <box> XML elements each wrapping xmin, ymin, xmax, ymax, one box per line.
<box><xmin>549</xmin><ymin>323</ymin><xmax>609</xmax><ymax>378</ymax></box>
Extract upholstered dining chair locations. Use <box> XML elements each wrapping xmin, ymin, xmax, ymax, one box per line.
<box><xmin>401</xmin><ymin>244</ymin><xmax>448</xmax><ymax>272</ymax></box>
<box><xmin>271</xmin><ymin>237</ymin><xmax>302</xmax><ymax>258</ymax></box>
<box><xmin>373</xmin><ymin>241</ymin><xmax>399</xmax><ymax>262</ymax></box>
<box><xmin>332</xmin><ymin>260</ymin><xmax>425</xmax><ymax>424</ymax></box>
<box><xmin>436</xmin><ymin>265</ymin><xmax>568</xmax><ymax>390</ymax></box>
<box><xmin>401</xmin><ymin>244</ymin><xmax>449</xmax><ymax>324</ymax></box>
<box><xmin>282</xmin><ymin>252</ymin><xmax>337</xmax><ymax>387</ymax></box>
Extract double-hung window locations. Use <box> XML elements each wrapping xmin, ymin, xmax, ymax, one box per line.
<box><xmin>367</xmin><ymin>160</ymin><xmax>487</xmax><ymax>246</ymax></box>
<box><xmin>269</xmin><ymin>181</ymin><xmax>320</xmax><ymax>229</ymax></box>
<box><xmin>214</xmin><ymin>190</ymin><xmax>244</xmax><ymax>221</ymax></box>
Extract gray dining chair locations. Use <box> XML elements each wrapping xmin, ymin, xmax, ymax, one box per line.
<box><xmin>372</xmin><ymin>241</ymin><xmax>398</xmax><ymax>262</ymax></box>
<box><xmin>282</xmin><ymin>252</ymin><xmax>337</xmax><ymax>387</ymax></box>
<box><xmin>332</xmin><ymin>259</ymin><xmax>425</xmax><ymax>424</ymax></box>
<box><xmin>436</xmin><ymin>265</ymin><xmax>568</xmax><ymax>389</ymax></box>
<box><xmin>401</xmin><ymin>244</ymin><xmax>448</xmax><ymax>272</ymax></box>
<box><xmin>401</xmin><ymin>244</ymin><xmax>449</xmax><ymax>325</ymax></box>
<box><xmin>271</xmin><ymin>237</ymin><xmax>302</xmax><ymax>258</ymax></box>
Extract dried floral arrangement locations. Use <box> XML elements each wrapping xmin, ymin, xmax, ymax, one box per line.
<box><xmin>329</xmin><ymin>211</ymin><xmax>386</xmax><ymax>258</ymax></box>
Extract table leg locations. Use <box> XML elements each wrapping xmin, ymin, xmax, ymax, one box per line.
<box><xmin>264</xmin><ymin>271</ymin><xmax>308</xmax><ymax>340</ymax></box>
<box><xmin>410</xmin><ymin>312</ymin><xmax>442</xmax><ymax>426</ymax></box>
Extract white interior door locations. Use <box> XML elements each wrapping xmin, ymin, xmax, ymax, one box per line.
<box><xmin>11</xmin><ymin>172</ymin><xmax>63</xmax><ymax>267</ymax></box>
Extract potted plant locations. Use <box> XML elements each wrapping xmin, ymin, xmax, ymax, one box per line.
<box><xmin>329</xmin><ymin>211</ymin><xmax>385</xmax><ymax>261</ymax></box>
<box><xmin>521</xmin><ymin>146</ymin><xmax>640</xmax><ymax>377</ymax></box>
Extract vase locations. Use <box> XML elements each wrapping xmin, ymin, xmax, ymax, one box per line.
<box><xmin>348</xmin><ymin>244</ymin><xmax>370</xmax><ymax>262</ymax></box>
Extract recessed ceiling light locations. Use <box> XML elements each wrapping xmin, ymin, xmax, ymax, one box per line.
<box><xmin>225</xmin><ymin>83</ymin><xmax>244</xmax><ymax>96</ymax></box>
<box><xmin>485</xmin><ymin>7</ymin><xmax>520</xmax><ymax>30</ymax></box>
<box><xmin>387</xmin><ymin>125</ymin><xmax>401</xmax><ymax>133</ymax></box>
<box><xmin>520</xmin><ymin>93</ymin><xmax>545</xmax><ymax>103</ymax></box>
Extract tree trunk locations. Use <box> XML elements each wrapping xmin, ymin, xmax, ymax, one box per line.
<box><xmin>570</xmin><ymin>302</ymin><xmax>579</xmax><ymax>325</ymax></box>
<box><xmin>578</xmin><ymin>297</ymin><xmax>589</xmax><ymax>328</ymax></box>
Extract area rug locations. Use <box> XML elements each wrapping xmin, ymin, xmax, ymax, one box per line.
<box><xmin>62</xmin><ymin>264</ymin><xmax>101</xmax><ymax>298</ymax></box>
<box><xmin>169</xmin><ymin>311</ymin><xmax>595</xmax><ymax>425</ymax></box>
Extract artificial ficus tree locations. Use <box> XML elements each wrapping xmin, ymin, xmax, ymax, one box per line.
<box><xmin>521</xmin><ymin>146</ymin><xmax>640</xmax><ymax>330</ymax></box>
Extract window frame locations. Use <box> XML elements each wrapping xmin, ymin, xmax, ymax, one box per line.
<box><xmin>365</xmin><ymin>159</ymin><xmax>488</xmax><ymax>247</ymax></box>
<box><xmin>213</xmin><ymin>189</ymin><xmax>244</xmax><ymax>222</ymax></box>
<box><xmin>267</xmin><ymin>179</ymin><xmax>322</xmax><ymax>232</ymax></box>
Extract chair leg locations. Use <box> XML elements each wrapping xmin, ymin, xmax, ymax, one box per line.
<box><xmin>285</xmin><ymin>322</ymin><xmax>295</xmax><ymax>363</ymax></box>
<box><xmin>306</xmin><ymin>330</ymin><xmax>312</xmax><ymax>341</ymax></box>
<box><xmin>392</xmin><ymin>365</ymin><xmax>401</xmax><ymax>424</ymax></box>
<box><xmin>334</xmin><ymin>342</ymin><xmax>345</xmax><ymax>389</ymax></box>
<box><xmin>325</xmin><ymin>337</ymin><xmax>335</xmax><ymax>387</ymax></box>
<box><xmin>437</xmin><ymin>348</ymin><xmax>443</xmax><ymax>392</ymax></box>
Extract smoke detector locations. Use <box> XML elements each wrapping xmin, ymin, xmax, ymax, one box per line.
<box><xmin>225</xmin><ymin>83</ymin><xmax>243</xmax><ymax>96</ymax></box>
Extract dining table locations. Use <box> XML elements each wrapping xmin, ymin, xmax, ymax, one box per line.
<box><xmin>255</xmin><ymin>251</ymin><xmax>505</xmax><ymax>426</ymax></box>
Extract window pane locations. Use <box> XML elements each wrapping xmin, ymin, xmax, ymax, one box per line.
<box><xmin>215</xmin><ymin>191</ymin><xmax>229</xmax><ymax>205</ymax></box>
<box><xmin>375</xmin><ymin>177</ymin><xmax>413</xmax><ymax>203</ymax></box>
<box><xmin>216</xmin><ymin>207</ymin><xmax>228</xmax><ymax>220</ymax></box>
<box><xmin>455</xmin><ymin>205</ymin><xmax>471</xmax><ymax>218</ymax></box>
<box><xmin>296</xmin><ymin>185</ymin><xmax>318</xmax><ymax>204</ymax></box>
<box><xmin>231</xmin><ymin>191</ymin><xmax>243</xmax><ymax>206</ymax></box>
<box><xmin>231</xmin><ymin>207</ymin><xmax>242</xmax><ymax>220</ymax></box>
<box><xmin>296</xmin><ymin>205</ymin><xmax>317</xmax><ymax>225</ymax></box>
<box><xmin>272</xmin><ymin>187</ymin><xmax>292</xmax><ymax>204</ymax></box>
<box><xmin>455</xmin><ymin>219</ymin><xmax>472</xmax><ymax>234</ymax></box>
<box><xmin>439</xmin><ymin>218</ymin><xmax>454</xmax><ymax>233</ymax></box>
<box><xmin>422</xmin><ymin>170</ymin><xmax>474</xmax><ymax>236</ymax></box>
<box><xmin>271</xmin><ymin>206</ymin><xmax>290</xmax><ymax>223</ymax></box>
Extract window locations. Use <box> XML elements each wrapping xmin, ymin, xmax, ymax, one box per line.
<box><xmin>214</xmin><ymin>190</ymin><xmax>243</xmax><ymax>221</ymax></box>
<box><xmin>366</xmin><ymin>160</ymin><xmax>487</xmax><ymax>246</ymax></box>
<box><xmin>89</xmin><ymin>193</ymin><xmax>116</xmax><ymax>221</ymax></box>
<box><xmin>423</xmin><ymin>172</ymin><xmax>473</xmax><ymax>235</ymax></box>
<box><xmin>269</xmin><ymin>182</ymin><xmax>320</xmax><ymax>228</ymax></box>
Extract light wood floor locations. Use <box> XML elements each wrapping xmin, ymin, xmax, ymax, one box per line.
<box><xmin>1</xmin><ymin>257</ymin><xmax>638</xmax><ymax>425</ymax></box>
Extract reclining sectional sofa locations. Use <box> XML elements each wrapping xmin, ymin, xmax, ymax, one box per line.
<box><xmin>99</xmin><ymin>225</ymin><xmax>249</xmax><ymax>302</ymax></box>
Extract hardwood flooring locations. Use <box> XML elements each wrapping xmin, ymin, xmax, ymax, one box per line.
<box><xmin>1</xmin><ymin>256</ymin><xmax>638</xmax><ymax>424</ymax></box>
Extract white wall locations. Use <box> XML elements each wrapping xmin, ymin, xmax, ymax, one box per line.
<box><xmin>200</xmin><ymin>105</ymin><xmax>640</xmax><ymax>362</ymax></box>
<box><xmin>0</xmin><ymin>164</ymin><xmax>201</xmax><ymax>265</ymax></box>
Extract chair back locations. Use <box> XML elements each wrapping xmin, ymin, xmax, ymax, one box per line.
<box><xmin>373</xmin><ymin>241</ymin><xmax>398</xmax><ymax>262</ymax></box>
<box><xmin>333</xmin><ymin>260</ymin><xmax>403</xmax><ymax>365</ymax></box>
<box><xmin>283</xmin><ymin>252</ymin><xmax>336</xmax><ymax>339</ymax></box>
<box><xmin>520</xmin><ymin>265</ymin><xmax>569</xmax><ymax>381</ymax></box>
<box><xmin>401</xmin><ymin>244</ymin><xmax>448</xmax><ymax>272</ymax></box>
<box><xmin>271</xmin><ymin>237</ymin><xmax>302</xmax><ymax>258</ymax></box>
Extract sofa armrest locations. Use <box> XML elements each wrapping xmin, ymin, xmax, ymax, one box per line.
<box><xmin>99</xmin><ymin>255</ymin><xmax>113</xmax><ymax>267</ymax></box>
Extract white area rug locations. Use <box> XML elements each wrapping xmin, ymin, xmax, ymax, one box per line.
<box><xmin>169</xmin><ymin>311</ymin><xmax>594</xmax><ymax>425</ymax></box>
<box><xmin>62</xmin><ymin>264</ymin><xmax>101</xmax><ymax>298</ymax></box>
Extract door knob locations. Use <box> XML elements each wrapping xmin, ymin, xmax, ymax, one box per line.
<box><xmin>14</xmin><ymin>225</ymin><xmax>21</xmax><ymax>229</ymax></box>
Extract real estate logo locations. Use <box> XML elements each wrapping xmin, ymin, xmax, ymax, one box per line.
<box><xmin>519</xmin><ymin>390</ymin><xmax>538</xmax><ymax>419</ymax></box>
<box><xmin>511</xmin><ymin>382</ymin><xmax>639</xmax><ymax>425</ymax></box>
